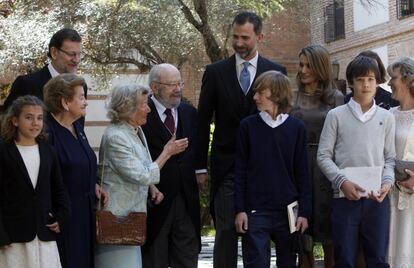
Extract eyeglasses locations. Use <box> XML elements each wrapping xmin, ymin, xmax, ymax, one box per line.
<box><xmin>154</xmin><ymin>81</ymin><xmax>185</xmax><ymax>88</ymax></box>
<box><xmin>58</xmin><ymin>48</ymin><xmax>82</xmax><ymax>59</ymax></box>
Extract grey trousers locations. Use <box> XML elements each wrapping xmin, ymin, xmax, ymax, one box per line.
<box><xmin>213</xmin><ymin>180</ymin><xmax>238</xmax><ymax>268</ymax></box>
<box><xmin>142</xmin><ymin>194</ymin><xmax>199</xmax><ymax>268</ymax></box>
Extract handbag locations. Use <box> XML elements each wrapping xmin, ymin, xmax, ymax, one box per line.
<box><xmin>96</xmin><ymin>144</ymin><xmax>147</xmax><ymax>246</ymax></box>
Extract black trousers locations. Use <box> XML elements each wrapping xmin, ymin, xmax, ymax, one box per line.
<box><xmin>142</xmin><ymin>194</ymin><xmax>199</xmax><ymax>268</ymax></box>
<box><xmin>213</xmin><ymin>180</ymin><xmax>238</xmax><ymax>268</ymax></box>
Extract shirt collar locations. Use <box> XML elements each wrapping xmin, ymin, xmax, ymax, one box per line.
<box><xmin>151</xmin><ymin>95</ymin><xmax>177</xmax><ymax>118</ymax></box>
<box><xmin>259</xmin><ymin>111</ymin><xmax>289</xmax><ymax>128</ymax></box>
<box><xmin>47</xmin><ymin>63</ymin><xmax>61</xmax><ymax>78</ymax></box>
<box><xmin>235</xmin><ymin>52</ymin><xmax>258</xmax><ymax>69</ymax></box>
<box><xmin>348</xmin><ymin>97</ymin><xmax>377</xmax><ymax>122</ymax></box>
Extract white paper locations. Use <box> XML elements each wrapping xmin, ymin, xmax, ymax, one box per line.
<box><xmin>339</xmin><ymin>166</ymin><xmax>382</xmax><ymax>197</ymax></box>
<box><xmin>287</xmin><ymin>201</ymin><xmax>298</xmax><ymax>233</ymax></box>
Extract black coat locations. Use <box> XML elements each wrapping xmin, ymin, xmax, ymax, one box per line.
<box><xmin>141</xmin><ymin>100</ymin><xmax>201</xmax><ymax>251</ymax></box>
<box><xmin>3</xmin><ymin>65</ymin><xmax>88</xmax><ymax>113</ymax></box>
<box><xmin>0</xmin><ymin>140</ymin><xmax>70</xmax><ymax>247</ymax></box>
<box><xmin>195</xmin><ymin>54</ymin><xmax>287</xmax><ymax>195</ymax></box>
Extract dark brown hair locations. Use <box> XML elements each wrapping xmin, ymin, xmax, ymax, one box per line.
<box><xmin>1</xmin><ymin>95</ymin><xmax>47</xmax><ymax>143</ymax></box>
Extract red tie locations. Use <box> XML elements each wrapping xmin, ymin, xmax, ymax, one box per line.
<box><xmin>164</xmin><ymin>108</ymin><xmax>175</xmax><ymax>134</ymax></box>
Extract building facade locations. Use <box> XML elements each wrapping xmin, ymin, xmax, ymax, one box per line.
<box><xmin>310</xmin><ymin>0</ymin><xmax>414</xmax><ymax>80</ymax></box>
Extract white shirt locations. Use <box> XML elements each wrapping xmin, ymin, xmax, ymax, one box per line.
<box><xmin>259</xmin><ymin>111</ymin><xmax>289</xmax><ymax>128</ymax></box>
<box><xmin>235</xmin><ymin>52</ymin><xmax>258</xmax><ymax>94</ymax></box>
<box><xmin>47</xmin><ymin>63</ymin><xmax>61</xmax><ymax>78</ymax></box>
<box><xmin>151</xmin><ymin>95</ymin><xmax>178</xmax><ymax>129</ymax></box>
<box><xmin>348</xmin><ymin>98</ymin><xmax>377</xmax><ymax>122</ymax></box>
<box><xmin>16</xmin><ymin>144</ymin><xmax>40</xmax><ymax>188</ymax></box>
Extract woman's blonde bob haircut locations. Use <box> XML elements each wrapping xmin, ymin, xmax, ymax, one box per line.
<box><xmin>253</xmin><ymin>70</ymin><xmax>292</xmax><ymax>114</ymax></box>
<box><xmin>387</xmin><ymin>57</ymin><xmax>414</xmax><ymax>98</ymax></box>
<box><xmin>106</xmin><ymin>84</ymin><xmax>149</xmax><ymax>123</ymax></box>
<box><xmin>44</xmin><ymin>73</ymin><xmax>85</xmax><ymax>114</ymax></box>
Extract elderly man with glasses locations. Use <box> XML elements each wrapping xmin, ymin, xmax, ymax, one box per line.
<box><xmin>141</xmin><ymin>63</ymin><xmax>201</xmax><ymax>268</ymax></box>
<box><xmin>3</xmin><ymin>28</ymin><xmax>86</xmax><ymax>110</ymax></box>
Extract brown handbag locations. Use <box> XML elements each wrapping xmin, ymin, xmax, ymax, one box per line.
<box><xmin>96</xmin><ymin>144</ymin><xmax>147</xmax><ymax>246</ymax></box>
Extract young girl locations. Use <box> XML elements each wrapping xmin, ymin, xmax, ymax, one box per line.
<box><xmin>0</xmin><ymin>95</ymin><xmax>69</xmax><ymax>268</ymax></box>
<box><xmin>234</xmin><ymin>70</ymin><xmax>311</xmax><ymax>267</ymax></box>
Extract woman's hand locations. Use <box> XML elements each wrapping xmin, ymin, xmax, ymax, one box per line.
<box><xmin>397</xmin><ymin>169</ymin><xmax>414</xmax><ymax>191</ymax></box>
<box><xmin>95</xmin><ymin>184</ymin><xmax>109</xmax><ymax>208</ymax></box>
<box><xmin>163</xmin><ymin>134</ymin><xmax>188</xmax><ymax>157</ymax></box>
<box><xmin>149</xmin><ymin>185</ymin><xmax>164</xmax><ymax>205</ymax></box>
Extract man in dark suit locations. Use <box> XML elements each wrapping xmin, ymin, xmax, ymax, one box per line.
<box><xmin>195</xmin><ymin>11</ymin><xmax>287</xmax><ymax>268</ymax></box>
<box><xmin>3</xmin><ymin>28</ymin><xmax>84</xmax><ymax>110</ymax></box>
<box><xmin>141</xmin><ymin>63</ymin><xmax>200</xmax><ymax>268</ymax></box>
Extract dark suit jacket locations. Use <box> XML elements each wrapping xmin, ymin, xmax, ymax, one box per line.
<box><xmin>195</xmin><ymin>54</ymin><xmax>287</xmax><ymax>194</ymax></box>
<box><xmin>2</xmin><ymin>65</ymin><xmax>88</xmax><ymax>112</ymax></box>
<box><xmin>141</xmin><ymin>99</ymin><xmax>201</xmax><ymax>251</ymax></box>
<box><xmin>0</xmin><ymin>140</ymin><xmax>70</xmax><ymax>247</ymax></box>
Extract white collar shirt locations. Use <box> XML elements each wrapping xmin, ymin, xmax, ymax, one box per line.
<box><xmin>348</xmin><ymin>97</ymin><xmax>377</xmax><ymax>122</ymax></box>
<box><xmin>259</xmin><ymin>111</ymin><xmax>289</xmax><ymax>128</ymax></box>
<box><xmin>151</xmin><ymin>95</ymin><xmax>178</xmax><ymax>129</ymax></box>
<box><xmin>47</xmin><ymin>63</ymin><xmax>61</xmax><ymax>78</ymax></box>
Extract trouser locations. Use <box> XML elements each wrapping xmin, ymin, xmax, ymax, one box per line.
<box><xmin>213</xmin><ymin>180</ymin><xmax>238</xmax><ymax>268</ymax></box>
<box><xmin>331</xmin><ymin>197</ymin><xmax>390</xmax><ymax>268</ymax></box>
<box><xmin>142</xmin><ymin>194</ymin><xmax>199</xmax><ymax>268</ymax></box>
<box><xmin>242</xmin><ymin>210</ymin><xmax>296</xmax><ymax>268</ymax></box>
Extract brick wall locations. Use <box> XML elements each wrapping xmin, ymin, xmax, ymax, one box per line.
<box><xmin>181</xmin><ymin>8</ymin><xmax>311</xmax><ymax>106</ymax></box>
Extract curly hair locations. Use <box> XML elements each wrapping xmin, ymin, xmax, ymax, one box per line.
<box><xmin>43</xmin><ymin>73</ymin><xmax>85</xmax><ymax>114</ymax></box>
<box><xmin>387</xmin><ymin>57</ymin><xmax>414</xmax><ymax>98</ymax></box>
<box><xmin>1</xmin><ymin>95</ymin><xmax>47</xmax><ymax>143</ymax></box>
<box><xmin>106</xmin><ymin>84</ymin><xmax>149</xmax><ymax>123</ymax></box>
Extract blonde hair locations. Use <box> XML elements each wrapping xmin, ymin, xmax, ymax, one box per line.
<box><xmin>387</xmin><ymin>57</ymin><xmax>414</xmax><ymax>98</ymax></box>
<box><xmin>253</xmin><ymin>70</ymin><xmax>292</xmax><ymax>114</ymax></box>
<box><xmin>1</xmin><ymin>95</ymin><xmax>47</xmax><ymax>143</ymax></box>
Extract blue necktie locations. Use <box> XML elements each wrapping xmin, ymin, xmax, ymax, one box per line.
<box><xmin>240</xmin><ymin>62</ymin><xmax>251</xmax><ymax>95</ymax></box>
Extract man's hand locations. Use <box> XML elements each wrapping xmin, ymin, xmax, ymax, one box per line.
<box><xmin>369</xmin><ymin>183</ymin><xmax>392</xmax><ymax>203</ymax></box>
<box><xmin>235</xmin><ymin>212</ymin><xmax>248</xmax><ymax>234</ymax></box>
<box><xmin>149</xmin><ymin>185</ymin><xmax>164</xmax><ymax>205</ymax></box>
<box><xmin>340</xmin><ymin>180</ymin><xmax>365</xmax><ymax>200</ymax></box>
<box><xmin>296</xmin><ymin>217</ymin><xmax>309</xmax><ymax>234</ymax></box>
<box><xmin>196</xmin><ymin>173</ymin><xmax>209</xmax><ymax>193</ymax></box>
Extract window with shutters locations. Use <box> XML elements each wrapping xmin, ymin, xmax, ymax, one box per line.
<box><xmin>398</xmin><ymin>0</ymin><xmax>414</xmax><ymax>18</ymax></box>
<box><xmin>324</xmin><ymin>0</ymin><xmax>345</xmax><ymax>43</ymax></box>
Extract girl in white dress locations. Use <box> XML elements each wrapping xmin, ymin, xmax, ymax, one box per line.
<box><xmin>0</xmin><ymin>95</ymin><xmax>69</xmax><ymax>268</ymax></box>
<box><xmin>387</xmin><ymin>57</ymin><xmax>414</xmax><ymax>267</ymax></box>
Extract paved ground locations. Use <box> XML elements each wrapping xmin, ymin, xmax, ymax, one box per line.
<box><xmin>198</xmin><ymin>236</ymin><xmax>324</xmax><ymax>267</ymax></box>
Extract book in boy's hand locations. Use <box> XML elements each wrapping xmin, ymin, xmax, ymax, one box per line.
<box><xmin>287</xmin><ymin>201</ymin><xmax>299</xmax><ymax>234</ymax></box>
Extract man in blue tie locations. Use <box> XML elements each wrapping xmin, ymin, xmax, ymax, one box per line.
<box><xmin>195</xmin><ymin>11</ymin><xmax>287</xmax><ymax>268</ymax></box>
